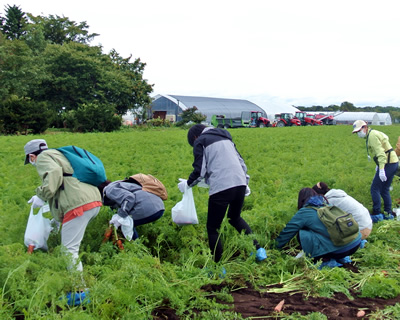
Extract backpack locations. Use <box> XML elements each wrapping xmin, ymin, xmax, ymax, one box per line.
<box><xmin>315</xmin><ymin>205</ymin><xmax>359</xmax><ymax>247</ymax></box>
<box><xmin>125</xmin><ymin>173</ymin><xmax>168</xmax><ymax>201</ymax></box>
<box><xmin>57</xmin><ymin>146</ymin><xmax>107</xmax><ymax>187</ymax></box>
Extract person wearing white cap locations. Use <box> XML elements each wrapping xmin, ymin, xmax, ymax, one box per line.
<box><xmin>24</xmin><ymin>139</ymin><xmax>102</xmax><ymax>275</ymax></box>
<box><xmin>352</xmin><ymin>120</ymin><xmax>399</xmax><ymax>222</ymax></box>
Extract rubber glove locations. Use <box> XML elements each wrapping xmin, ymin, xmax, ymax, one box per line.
<box><xmin>178</xmin><ymin>178</ymin><xmax>189</xmax><ymax>193</ymax></box>
<box><xmin>28</xmin><ymin>195</ymin><xmax>45</xmax><ymax>208</ymax></box>
<box><xmin>245</xmin><ymin>186</ymin><xmax>251</xmax><ymax>197</ymax></box>
<box><xmin>109</xmin><ymin>214</ymin><xmax>122</xmax><ymax>228</ymax></box>
<box><xmin>379</xmin><ymin>169</ymin><xmax>387</xmax><ymax>182</ymax></box>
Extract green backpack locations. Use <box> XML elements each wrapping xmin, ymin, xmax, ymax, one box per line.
<box><xmin>314</xmin><ymin>205</ymin><xmax>359</xmax><ymax>247</ymax></box>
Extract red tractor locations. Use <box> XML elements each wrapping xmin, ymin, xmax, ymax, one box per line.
<box><xmin>249</xmin><ymin>111</ymin><xmax>272</xmax><ymax>128</ymax></box>
<box><xmin>294</xmin><ymin>111</ymin><xmax>323</xmax><ymax>126</ymax></box>
<box><xmin>272</xmin><ymin>113</ymin><xmax>301</xmax><ymax>127</ymax></box>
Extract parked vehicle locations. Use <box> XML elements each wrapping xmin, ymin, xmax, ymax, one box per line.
<box><xmin>294</xmin><ymin>111</ymin><xmax>323</xmax><ymax>126</ymax></box>
<box><xmin>211</xmin><ymin>111</ymin><xmax>271</xmax><ymax>128</ymax></box>
<box><xmin>272</xmin><ymin>113</ymin><xmax>301</xmax><ymax>127</ymax></box>
<box><xmin>314</xmin><ymin>113</ymin><xmax>336</xmax><ymax>125</ymax></box>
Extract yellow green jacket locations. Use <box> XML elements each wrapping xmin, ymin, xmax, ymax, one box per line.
<box><xmin>365</xmin><ymin>128</ymin><xmax>398</xmax><ymax>169</ymax></box>
<box><xmin>35</xmin><ymin>149</ymin><xmax>102</xmax><ymax>222</ymax></box>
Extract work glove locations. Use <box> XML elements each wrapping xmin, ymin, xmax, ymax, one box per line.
<box><xmin>245</xmin><ymin>186</ymin><xmax>251</xmax><ymax>197</ymax></box>
<box><xmin>28</xmin><ymin>195</ymin><xmax>45</xmax><ymax>208</ymax></box>
<box><xmin>178</xmin><ymin>178</ymin><xmax>189</xmax><ymax>193</ymax></box>
<box><xmin>379</xmin><ymin>169</ymin><xmax>387</xmax><ymax>182</ymax></box>
<box><xmin>109</xmin><ymin>214</ymin><xmax>122</xmax><ymax>228</ymax></box>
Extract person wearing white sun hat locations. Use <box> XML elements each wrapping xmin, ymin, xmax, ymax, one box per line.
<box><xmin>352</xmin><ymin>120</ymin><xmax>398</xmax><ymax>222</ymax></box>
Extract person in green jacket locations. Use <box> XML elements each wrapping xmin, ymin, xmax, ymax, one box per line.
<box><xmin>275</xmin><ymin>188</ymin><xmax>361</xmax><ymax>268</ymax></box>
<box><xmin>24</xmin><ymin>139</ymin><xmax>102</xmax><ymax>273</ymax></box>
<box><xmin>352</xmin><ymin>120</ymin><xmax>399</xmax><ymax>222</ymax></box>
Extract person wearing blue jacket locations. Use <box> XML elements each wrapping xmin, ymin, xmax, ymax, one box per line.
<box><xmin>178</xmin><ymin>124</ymin><xmax>266</xmax><ymax>263</ymax></box>
<box><xmin>276</xmin><ymin>188</ymin><xmax>362</xmax><ymax>267</ymax></box>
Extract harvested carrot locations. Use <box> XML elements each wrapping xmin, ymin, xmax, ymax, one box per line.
<box><xmin>113</xmin><ymin>226</ymin><xmax>124</xmax><ymax>251</ymax></box>
<box><xmin>102</xmin><ymin>226</ymin><xmax>113</xmax><ymax>243</ymax></box>
<box><xmin>274</xmin><ymin>299</ymin><xmax>285</xmax><ymax>312</ymax></box>
<box><xmin>27</xmin><ymin>244</ymin><xmax>35</xmax><ymax>254</ymax></box>
<box><xmin>357</xmin><ymin>310</ymin><xmax>365</xmax><ymax>317</ymax></box>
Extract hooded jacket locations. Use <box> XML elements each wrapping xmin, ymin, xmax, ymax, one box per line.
<box><xmin>187</xmin><ymin>127</ymin><xmax>249</xmax><ymax>195</ymax></box>
<box><xmin>325</xmin><ymin>189</ymin><xmax>373</xmax><ymax>231</ymax></box>
<box><xmin>103</xmin><ymin>180</ymin><xmax>165</xmax><ymax>220</ymax></box>
<box><xmin>35</xmin><ymin>149</ymin><xmax>102</xmax><ymax>222</ymax></box>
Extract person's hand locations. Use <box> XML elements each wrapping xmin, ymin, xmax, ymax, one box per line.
<box><xmin>379</xmin><ymin>169</ymin><xmax>387</xmax><ymax>182</ymax></box>
<box><xmin>27</xmin><ymin>195</ymin><xmax>45</xmax><ymax>208</ymax></box>
<box><xmin>178</xmin><ymin>178</ymin><xmax>188</xmax><ymax>193</ymax></box>
<box><xmin>245</xmin><ymin>186</ymin><xmax>251</xmax><ymax>197</ymax></box>
<box><xmin>109</xmin><ymin>214</ymin><xmax>122</xmax><ymax>228</ymax></box>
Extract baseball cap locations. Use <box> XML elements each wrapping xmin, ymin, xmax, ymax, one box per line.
<box><xmin>24</xmin><ymin>139</ymin><xmax>48</xmax><ymax>164</ymax></box>
<box><xmin>352</xmin><ymin>120</ymin><xmax>367</xmax><ymax>133</ymax></box>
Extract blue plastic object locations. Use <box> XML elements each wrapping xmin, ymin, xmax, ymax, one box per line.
<box><xmin>255</xmin><ymin>248</ymin><xmax>267</xmax><ymax>262</ymax></box>
<box><xmin>360</xmin><ymin>239</ymin><xmax>368</xmax><ymax>249</ymax></box>
<box><xmin>371</xmin><ymin>214</ymin><xmax>384</xmax><ymax>223</ymax></box>
<box><xmin>383</xmin><ymin>213</ymin><xmax>394</xmax><ymax>220</ymax></box>
<box><xmin>206</xmin><ymin>266</ymin><xmax>226</xmax><ymax>279</ymax></box>
<box><xmin>337</xmin><ymin>256</ymin><xmax>352</xmax><ymax>264</ymax></box>
<box><xmin>318</xmin><ymin>259</ymin><xmax>343</xmax><ymax>270</ymax></box>
<box><xmin>66</xmin><ymin>290</ymin><xmax>90</xmax><ymax>306</ymax></box>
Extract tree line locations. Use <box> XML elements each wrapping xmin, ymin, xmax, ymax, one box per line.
<box><xmin>0</xmin><ymin>4</ymin><xmax>153</xmax><ymax>134</ymax></box>
<box><xmin>296</xmin><ymin>101</ymin><xmax>400</xmax><ymax>122</ymax></box>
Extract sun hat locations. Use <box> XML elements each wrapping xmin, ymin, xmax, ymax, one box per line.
<box><xmin>24</xmin><ymin>139</ymin><xmax>48</xmax><ymax>164</ymax></box>
<box><xmin>352</xmin><ymin>120</ymin><xmax>367</xmax><ymax>133</ymax></box>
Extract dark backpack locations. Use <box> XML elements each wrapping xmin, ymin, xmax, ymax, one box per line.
<box><xmin>315</xmin><ymin>205</ymin><xmax>359</xmax><ymax>246</ymax></box>
<box><xmin>125</xmin><ymin>173</ymin><xmax>168</xmax><ymax>200</ymax></box>
<box><xmin>57</xmin><ymin>146</ymin><xmax>107</xmax><ymax>187</ymax></box>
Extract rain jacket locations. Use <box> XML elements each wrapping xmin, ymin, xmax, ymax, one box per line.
<box><xmin>276</xmin><ymin>198</ymin><xmax>361</xmax><ymax>258</ymax></box>
<box><xmin>35</xmin><ymin>149</ymin><xmax>102</xmax><ymax>222</ymax></box>
<box><xmin>103</xmin><ymin>180</ymin><xmax>165</xmax><ymax>220</ymax></box>
<box><xmin>325</xmin><ymin>189</ymin><xmax>373</xmax><ymax>231</ymax></box>
<box><xmin>365</xmin><ymin>128</ymin><xmax>398</xmax><ymax>169</ymax></box>
<box><xmin>187</xmin><ymin>127</ymin><xmax>249</xmax><ymax>196</ymax></box>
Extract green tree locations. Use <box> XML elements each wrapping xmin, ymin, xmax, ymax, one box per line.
<box><xmin>0</xmin><ymin>5</ymin><xmax>27</xmax><ymax>40</ymax></box>
<box><xmin>176</xmin><ymin>106</ymin><xmax>207</xmax><ymax>126</ymax></box>
<box><xmin>27</xmin><ymin>14</ymin><xmax>98</xmax><ymax>45</ymax></box>
<box><xmin>340</xmin><ymin>101</ymin><xmax>357</xmax><ymax>111</ymax></box>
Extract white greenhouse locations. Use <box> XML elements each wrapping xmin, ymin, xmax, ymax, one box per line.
<box><xmin>334</xmin><ymin>112</ymin><xmax>392</xmax><ymax>126</ymax></box>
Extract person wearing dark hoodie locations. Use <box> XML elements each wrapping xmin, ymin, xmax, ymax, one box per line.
<box><xmin>177</xmin><ymin>124</ymin><xmax>266</xmax><ymax>263</ymax></box>
<box><xmin>312</xmin><ymin>182</ymin><xmax>372</xmax><ymax>239</ymax></box>
<box><xmin>100</xmin><ymin>179</ymin><xmax>165</xmax><ymax>241</ymax></box>
<box><xmin>275</xmin><ymin>188</ymin><xmax>362</xmax><ymax>268</ymax></box>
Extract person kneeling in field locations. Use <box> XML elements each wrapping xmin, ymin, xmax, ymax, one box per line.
<box><xmin>312</xmin><ymin>182</ymin><xmax>372</xmax><ymax>240</ymax></box>
<box><xmin>99</xmin><ymin>179</ymin><xmax>165</xmax><ymax>240</ymax></box>
<box><xmin>275</xmin><ymin>188</ymin><xmax>362</xmax><ymax>268</ymax></box>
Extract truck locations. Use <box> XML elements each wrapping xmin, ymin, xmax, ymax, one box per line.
<box><xmin>211</xmin><ymin>111</ymin><xmax>271</xmax><ymax>128</ymax></box>
<box><xmin>294</xmin><ymin>111</ymin><xmax>323</xmax><ymax>126</ymax></box>
<box><xmin>272</xmin><ymin>113</ymin><xmax>301</xmax><ymax>127</ymax></box>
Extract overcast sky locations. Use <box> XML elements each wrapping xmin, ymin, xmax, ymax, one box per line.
<box><xmin>8</xmin><ymin>0</ymin><xmax>400</xmax><ymax>109</ymax></box>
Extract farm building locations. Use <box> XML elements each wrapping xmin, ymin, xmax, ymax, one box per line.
<box><xmin>149</xmin><ymin>94</ymin><xmax>267</xmax><ymax>123</ymax></box>
<box><xmin>334</xmin><ymin>112</ymin><xmax>392</xmax><ymax>125</ymax></box>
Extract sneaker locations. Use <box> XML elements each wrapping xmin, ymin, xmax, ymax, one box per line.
<box><xmin>66</xmin><ymin>290</ymin><xmax>90</xmax><ymax>306</ymax></box>
<box><xmin>255</xmin><ymin>248</ymin><xmax>267</xmax><ymax>262</ymax></box>
<box><xmin>317</xmin><ymin>259</ymin><xmax>343</xmax><ymax>270</ymax></box>
<box><xmin>371</xmin><ymin>214</ymin><xmax>384</xmax><ymax>223</ymax></box>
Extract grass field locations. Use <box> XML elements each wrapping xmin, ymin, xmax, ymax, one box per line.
<box><xmin>1</xmin><ymin>125</ymin><xmax>400</xmax><ymax>319</ymax></box>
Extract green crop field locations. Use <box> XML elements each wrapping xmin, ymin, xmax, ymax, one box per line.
<box><xmin>1</xmin><ymin>125</ymin><xmax>400</xmax><ymax>319</ymax></box>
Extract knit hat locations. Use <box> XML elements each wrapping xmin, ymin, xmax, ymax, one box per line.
<box><xmin>24</xmin><ymin>139</ymin><xmax>48</xmax><ymax>164</ymax></box>
<box><xmin>312</xmin><ymin>182</ymin><xmax>330</xmax><ymax>195</ymax></box>
<box><xmin>187</xmin><ymin>124</ymin><xmax>206</xmax><ymax>146</ymax></box>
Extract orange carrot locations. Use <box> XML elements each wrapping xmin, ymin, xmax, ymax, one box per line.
<box><xmin>274</xmin><ymin>299</ymin><xmax>285</xmax><ymax>312</ymax></box>
<box><xmin>27</xmin><ymin>244</ymin><xmax>35</xmax><ymax>254</ymax></box>
<box><xmin>102</xmin><ymin>226</ymin><xmax>113</xmax><ymax>243</ymax></box>
<box><xmin>357</xmin><ymin>310</ymin><xmax>366</xmax><ymax>317</ymax></box>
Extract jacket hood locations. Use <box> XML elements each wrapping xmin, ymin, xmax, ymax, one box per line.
<box><xmin>325</xmin><ymin>189</ymin><xmax>347</xmax><ymax>199</ymax></box>
<box><xmin>201</xmin><ymin>127</ymin><xmax>232</xmax><ymax>141</ymax></box>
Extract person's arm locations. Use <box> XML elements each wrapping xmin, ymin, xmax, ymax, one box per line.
<box><xmin>105</xmin><ymin>183</ymin><xmax>137</xmax><ymax>218</ymax></box>
<box><xmin>187</xmin><ymin>141</ymin><xmax>204</xmax><ymax>187</ymax></box>
<box><xmin>35</xmin><ymin>152</ymin><xmax>64</xmax><ymax>201</ymax></box>
<box><xmin>275</xmin><ymin>212</ymin><xmax>305</xmax><ymax>249</ymax></box>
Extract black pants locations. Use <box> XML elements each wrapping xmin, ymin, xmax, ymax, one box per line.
<box><xmin>207</xmin><ymin>186</ymin><xmax>259</xmax><ymax>262</ymax></box>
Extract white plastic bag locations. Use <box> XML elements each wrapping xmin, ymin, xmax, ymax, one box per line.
<box><xmin>24</xmin><ymin>204</ymin><xmax>53</xmax><ymax>252</ymax></box>
<box><xmin>171</xmin><ymin>188</ymin><xmax>198</xmax><ymax>226</ymax></box>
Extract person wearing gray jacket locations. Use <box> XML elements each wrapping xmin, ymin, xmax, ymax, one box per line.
<box><xmin>101</xmin><ymin>179</ymin><xmax>165</xmax><ymax>240</ymax></box>
<box><xmin>312</xmin><ymin>182</ymin><xmax>373</xmax><ymax>239</ymax></box>
<box><xmin>178</xmin><ymin>124</ymin><xmax>267</xmax><ymax>263</ymax></box>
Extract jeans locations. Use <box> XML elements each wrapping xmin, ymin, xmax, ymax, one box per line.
<box><xmin>371</xmin><ymin>162</ymin><xmax>399</xmax><ymax>214</ymax></box>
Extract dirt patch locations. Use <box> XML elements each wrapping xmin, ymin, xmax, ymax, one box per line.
<box><xmin>152</xmin><ymin>264</ymin><xmax>400</xmax><ymax>319</ymax></box>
